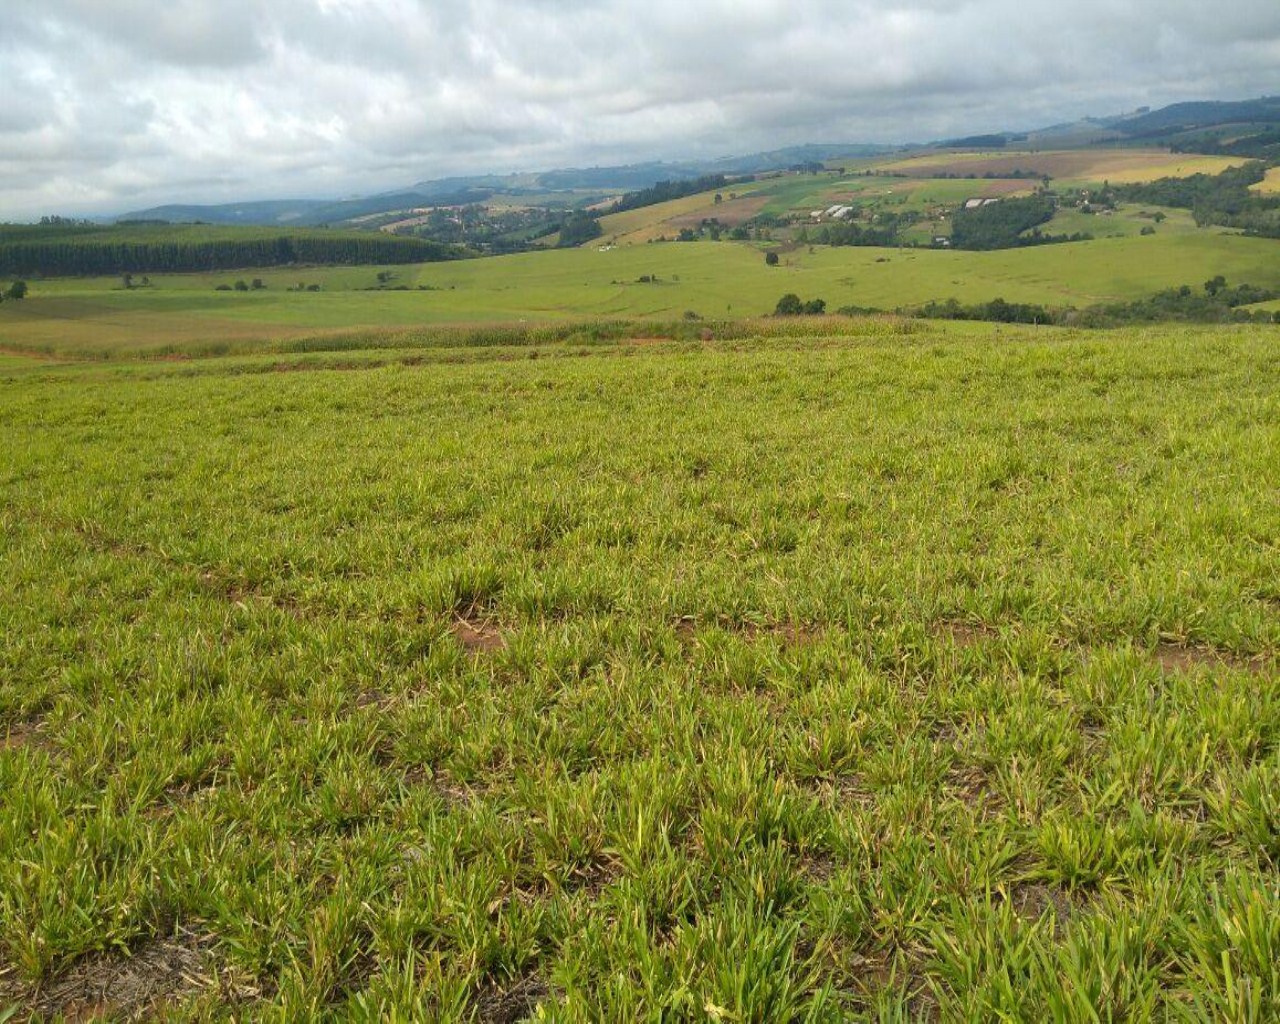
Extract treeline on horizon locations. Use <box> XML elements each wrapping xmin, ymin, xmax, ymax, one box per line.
<box><xmin>1171</xmin><ymin>130</ymin><xmax>1280</xmax><ymax>161</ymax></box>
<box><xmin>835</xmin><ymin>278</ymin><xmax>1279</xmax><ymax>327</ymax></box>
<box><xmin>607</xmin><ymin>174</ymin><xmax>735</xmax><ymax>215</ymax></box>
<box><xmin>0</xmin><ymin>223</ymin><xmax>462</xmax><ymax>277</ymax></box>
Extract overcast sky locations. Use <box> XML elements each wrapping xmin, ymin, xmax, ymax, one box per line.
<box><xmin>2</xmin><ymin>0</ymin><xmax>1278</xmax><ymax>218</ymax></box>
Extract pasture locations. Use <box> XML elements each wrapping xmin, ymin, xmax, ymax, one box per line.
<box><xmin>1</xmin><ymin>319</ymin><xmax>1278</xmax><ymax>1020</ymax></box>
<box><xmin>4</xmin><ymin>231</ymin><xmax>1279</xmax><ymax>360</ymax></box>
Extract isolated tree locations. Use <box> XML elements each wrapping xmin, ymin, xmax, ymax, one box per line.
<box><xmin>802</xmin><ymin>298</ymin><xmax>826</xmax><ymax>315</ymax></box>
<box><xmin>774</xmin><ymin>293</ymin><xmax>803</xmax><ymax>316</ymax></box>
<box><xmin>121</xmin><ymin>272</ymin><xmax>134</xmax><ymax>290</ymax></box>
<box><xmin>5</xmin><ymin>280</ymin><xmax>28</xmax><ymax>300</ymax></box>
<box><xmin>765</xmin><ymin>252</ymin><xmax>779</xmax><ymax>266</ymax></box>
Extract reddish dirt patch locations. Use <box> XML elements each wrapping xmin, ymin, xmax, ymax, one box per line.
<box><xmin>673</xmin><ymin>617</ymin><xmax>698</xmax><ymax>644</ymax></box>
<box><xmin>767</xmin><ymin>622</ymin><xmax>820</xmax><ymax>646</ymax></box>
<box><xmin>934</xmin><ymin>619</ymin><xmax>1000</xmax><ymax>646</ymax></box>
<box><xmin>975</xmin><ymin>179</ymin><xmax>1037</xmax><ymax>198</ymax></box>
<box><xmin>1</xmin><ymin>719</ymin><xmax>45</xmax><ymax>752</ymax></box>
<box><xmin>452</xmin><ymin>616</ymin><xmax>506</xmax><ymax>654</ymax></box>
<box><xmin>675</xmin><ymin>617</ymin><xmax>820</xmax><ymax>646</ymax></box>
<box><xmin>1155</xmin><ymin>643</ymin><xmax>1270</xmax><ymax>675</ymax></box>
<box><xmin>19</xmin><ymin>930</ymin><xmax>220</xmax><ymax>1022</ymax></box>
<box><xmin>667</xmin><ymin>195</ymin><xmax>769</xmax><ymax>229</ymax></box>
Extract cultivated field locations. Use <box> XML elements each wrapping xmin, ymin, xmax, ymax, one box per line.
<box><xmin>874</xmin><ymin>150</ymin><xmax>1246</xmax><ymax>184</ymax></box>
<box><xmin>1</xmin><ymin>320</ymin><xmax>1278</xmax><ymax>1020</ymax></box>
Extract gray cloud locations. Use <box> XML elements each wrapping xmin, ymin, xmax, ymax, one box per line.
<box><xmin>1</xmin><ymin>0</ymin><xmax>1278</xmax><ymax>217</ymax></box>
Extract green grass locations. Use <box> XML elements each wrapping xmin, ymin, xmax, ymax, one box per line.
<box><xmin>1033</xmin><ymin>204</ymin><xmax>1201</xmax><ymax>240</ymax></box>
<box><xmin>4</xmin><ymin>231</ymin><xmax>1279</xmax><ymax>359</ymax></box>
<box><xmin>1</xmin><ymin>320</ymin><xmax>1279</xmax><ymax>1019</ymax></box>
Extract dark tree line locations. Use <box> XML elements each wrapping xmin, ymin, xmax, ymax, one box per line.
<box><xmin>556</xmin><ymin>213</ymin><xmax>604</xmax><ymax>248</ymax></box>
<box><xmin>807</xmin><ymin>220</ymin><xmax>900</xmax><ymax>247</ymax></box>
<box><xmin>1172</xmin><ymin>130</ymin><xmax>1280</xmax><ymax>160</ymax></box>
<box><xmin>948</xmin><ymin>195</ymin><xmax>1059</xmax><ymax>250</ymax></box>
<box><xmin>609</xmin><ymin>175</ymin><xmax>731</xmax><ymax>215</ymax></box>
<box><xmin>0</xmin><ymin>226</ymin><xmax>460</xmax><ymax>277</ymax></box>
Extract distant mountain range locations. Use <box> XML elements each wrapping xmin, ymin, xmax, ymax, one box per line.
<box><xmin>117</xmin><ymin>145</ymin><xmax>891</xmax><ymax>228</ymax></box>
<box><xmin>116</xmin><ymin>97</ymin><xmax>1280</xmax><ymax>228</ymax></box>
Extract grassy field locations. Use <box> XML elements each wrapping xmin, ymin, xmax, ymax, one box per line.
<box><xmin>4</xmin><ymin>231</ymin><xmax>1279</xmax><ymax>359</ymax></box>
<box><xmin>1251</xmin><ymin>167</ymin><xmax>1280</xmax><ymax>195</ymax></box>
<box><xmin>1</xmin><ymin>320</ymin><xmax>1278</xmax><ymax>1020</ymax></box>
<box><xmin>1026</xmin><ymin>204</ymin><xmax>1200</xmax><ymax>240</ymax></box>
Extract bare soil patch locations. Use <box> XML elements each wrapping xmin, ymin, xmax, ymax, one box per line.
<box><xmin>933</xmin><ymin>619</ymin><xmax>1000</xmax><ymax>647</ymax></box>
<box><xmin>674</xmin><ymin>617</ymin><xmax>819</xmax><ymax>647</ymax></box>
<box><xmin>20</xmin><ymin>929</ymin><xmax>220</xmax><ymax>1022</ymax></box>
<box><xmin>1</xmin><ymin>718</ymin><xmax>45</xmax><ymax>753</ymax></box>
<box><xmin>882</xmin><ymin>149</ymin><xmax>1234</xmax><ymax>182</ymax></box>
<box><xmin>1006</xmin><ymin>882</ymin><xmax>1075</xmax><ymax>929</ymax></box>
<box><xmin>667</xmin><ymin>195</ymin><xmax>769</xmax><ymax>229</ymax></box>
<box><xmin>975</xmin><ymin>179</ymin><xmax>1037</xmax><ymax>198</ymax></box>
<box><xmin>452</xmin><ymin>615</ymin><xmax>506</xmax><ymax>654</ymax></box>
<box><xmin>764</xmin><ymin>621</ymin><xmax>820</xmax><ymax>646</ymax></box>
<box><xmin>944</xmin><ymin>763</ymin><xmax>1001</xmax><ymax>813</ymax></box>
<box><xmin>475</xmin><ymin>972</ymin><xmax>548</xmax><ymax>1024</ymax></box>
<box><xmin>830</xmin><ymin>773</ymin><xmax>874</xmax><ymax>808</ymax></box>
<box><xmin>1155</xmin><ymin>643</ymin><xmax>1270</xmax><ymax>675</ymax></box>
<box><xmin>800</xmin><ymin>850</ymin><xmax>839</xmax><ymax>882</ymax></box>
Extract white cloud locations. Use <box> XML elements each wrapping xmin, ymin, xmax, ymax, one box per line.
<box><xmin>1</xmin><ymin>0</ymin><xmax>1278</xmax><ymax>218</ymax></box>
